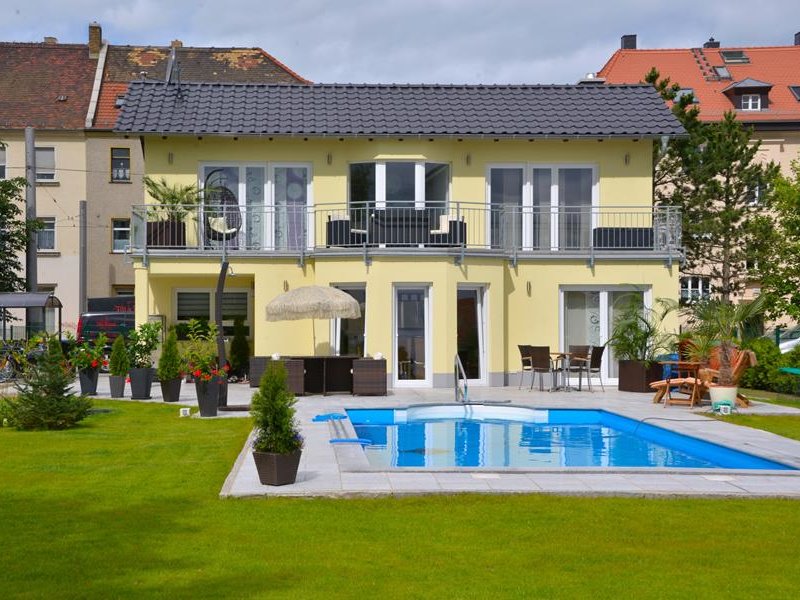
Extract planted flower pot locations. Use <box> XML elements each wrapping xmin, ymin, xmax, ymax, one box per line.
<box><xmin>78</xmin><ymin>367</ymin><xmax>99</xmax><ymax>396</ymax></box>
<box><xmin>618</xmin><ymin>360</ymin><xmax>662</xmax><ymax>393</ymax></box>
<box><xmin>130</xmin><ymin>367</ymin><xmax>154</xmax><ymax>400</ymax></box>
<box><xmin>253</xmin><ymin>449</ymin><xmax>302</xmax><ymax>486</ymax></box>
<box><xmin>109</xmin><ymin>375</ymin><xmax>126</xmax><ymax>398</ymax></box>
<box><xmin>194</xmin><ymin>377</ymin><xmax>220</xmax><ymax>417</ymax></box>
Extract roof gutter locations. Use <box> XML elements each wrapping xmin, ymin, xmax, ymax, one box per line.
<box><xmin>85</xmin><ymin>42</ymin><xmax>109</xmax><ymax>129</ymax></box>
<box><xmin>116</xmin><ymin>130</ymin><xmax>685</xmax><ymax>140</ymax></box>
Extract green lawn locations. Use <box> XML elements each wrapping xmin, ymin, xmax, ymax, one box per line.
<box><xmin>2</xmin><ymin>400</ymin><xmax>799</xmax><ymax>599</ymax></box>
<box><xmin>741</xmin><ymin>387</ymin><xmax>800</xmax><ymax>409</ymax></box>
<box><xmin>712</xmin><ymin>413</ymin><xmax>800</xmax><ymax>442</ymax></box>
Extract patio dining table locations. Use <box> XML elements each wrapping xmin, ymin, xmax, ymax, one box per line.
<box><xmin>550</xmin><ymin>352</ymin><xmax>574</xmax><ymax>391</ymax></box>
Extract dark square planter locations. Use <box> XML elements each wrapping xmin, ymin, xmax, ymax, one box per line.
<box><xmin>146</xmin><ymin>220</ymin><xmax>186</xmax><ymax>249</ymax></box>
<box><xmin>130</xmin><ymin>367</ymin><xmax>154</xmax><ymax>400</ymax></box>
<box><xmin>618</xmin><ymin>360</ymin><xmax>662</xmax><ymax>393</ymax></box>
<box><xmin>160</xmin><ymin>377</ymin><xmax>182</xmax><ymax>403</ymax></box>
<box><xmin>109</xmin><ymin>375</ymin><xmax>126</xmax><ymax>398</ymax></box>
<box><xmin>252</xmin><ymin>449</ymin><xmax>302</xmax><ymax>486</ymax></box>
<box><xmin>194</xmin><ymin>378</ymin><xmax>220</xmax><ymax>417</ymax></box>
<box><xmin>78</xmin><ymin>367</ymin><xmax>99</xmax><ymax>396</ymax></box>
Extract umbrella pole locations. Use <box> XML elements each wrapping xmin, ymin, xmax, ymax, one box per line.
<box><xmin>312</xmin><ymin>319</ymin><xmax>316</xmax><ymax>354</ymax></box>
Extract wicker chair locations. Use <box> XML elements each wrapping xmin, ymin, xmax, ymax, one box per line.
<box><xmin>528</xmin><ymin>346</ymin><xmax>556</xmax><ymax>391</ymax></box>
<box><xmin>566</xmin><ymin>345</ymin><xmax>590</xmax><ymax>390</ymax></box>
<box><xmin>518</xmin><ymin>345</ymin><xmax>533</xmax><ymax>389</ymax></box>
<box><xmin>569</xmin><ymin>345</ymin><xmax>606</xmax><ymax>392</ymax></box>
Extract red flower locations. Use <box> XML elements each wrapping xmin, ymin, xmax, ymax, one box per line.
<box><xmin>194</xmin><ymin>369</ymin><xmax>202</xmax><ymax>378</ymax></box>
<box><xmin>102</xmin><ymin>360</ymin><xmax>109</xmax><ymax>366</ymax></box>
<box><xmin>125</xmin><ymin>377</ymin><xmax>131</xmax><ymax>383</ymax></box>
<box><xmin>223</xmin><ymin>364</ymin><xmax>230</xmax><ymax>372</ymax></box>
<box><xmin>211</xmin><ymin>369</ymin><xmax>219</xmax><ymax>376</ymax></box>
<box><xmin>91</xmin><ymin>359</ymin><xmax>99</xmax><ymax>368</ymax></box>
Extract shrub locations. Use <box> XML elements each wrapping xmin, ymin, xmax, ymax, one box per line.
<box><xmin>157</xmin><ymin>328</ymin><xmax>184</xmax><ymax>381</ymax></box>
<box><xmin>126</xmin><ymin>322</ymin><xmax>161</xmax><ymax>368</ymax></box>
<box><xmin>741</xmin><ymin>337</ymin><xmax>783</xmax><ymax>391</ymax></box>
<box><xmin>229</xmin><ymin>317</ymin><xmax>250</xmax><ymax>378</ymax></box>
<box><xmin>108</xmin><ymin>335</ymin><xmax>130</xmax><ymax>377</ymax></box>
<box><xmin>251</xmin><ymin>361</ymin><xmax>302</xmax><ymax>454</ymax></box>
<box><xmin>69</xmin><ymin>333</ymin><xmax>108</xmax><ymax>371</ymax></box>
<box><xmin>1</xmin><ymin>336</ymin><xmax>91</xmax><ymax>430</ymax></box>
<box><xmin>184</xmin><ymin>319</ymin><xmax>223</xmax><ymax>381</ymax></box>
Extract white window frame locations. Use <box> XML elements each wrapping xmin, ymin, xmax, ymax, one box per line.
<box><xmin>111</xmin><ymin>218</ymin><xmax>131</xmax><ymax>253</ymax></box>
<box><xmin>174</xmin><ymin>287</ymin><xmax>253</xmax><ymax>333</ymax></box>
<box><xmin>110</xmin><ymin>147</ymin><xmax>131</xmax><ymax>182</ymax></box>
<box><xmin>741</xmin><ymin>94</ymin><xmax>762</xmax><ymax>111</ymax></box>
<box><xmin>37</xmin><ymin>216</ymin><xmax>56</xmax><ymax>251</ymax></box>
<box><xmin>486</xmin><ymin>163</ymin><xmax>599</xmax><ymax>251</ymax></box>
<box><xmin>350</xmin><ymin>161</ymin><xmax>451</xmax><ymax>211</ymax></box>
<box><xmin>680</xmin><ymin>276</ymin><xmax>711</xmax><ymax>304</ymax></box>
<box><xmin>330</xmin><ymin>283</ymin><xmax>367</xmax><ymax>356</ymax></box>
<box><xmin>457</xmin><ymin>284</ymin><xmax>488</xmax><ymax>386</ymax></box>
<box><xmin>393</xmin><ymin>284</ymin><xmax>432</xmax><ymax>388</ymax></box>
<box><xmin>35</xmin><ymin>147</ymin><xmax>56</xmax><ymax>182</ymax></box>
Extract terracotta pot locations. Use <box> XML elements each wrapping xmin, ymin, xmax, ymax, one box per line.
<box><xmin>252</xmin><ymin>449</ymin><xmax>302</xmax><ymax>486</ymax></box>
<box><xmin>161</xmin><ymin>377</ymin><xmax>182</xmax><ymax>403</ymax></box>
<box><xmin>109</xmin><ymin>375</ymin><xmax>126</xmax><ymax>398</ymax></box>
<box><xmin>618</xmin><ymin>360</ymin><xmax>662</xmax><ymax>393</ymax></box>
<box><xmin>78</xmin><ymin>367</ymin><xmax>99</xmax><ymax>396</ymax></box>
<box><xmin>194</xmin><ymin>378</ymin><xmax>220</xmax><ymax>417</ymax></box>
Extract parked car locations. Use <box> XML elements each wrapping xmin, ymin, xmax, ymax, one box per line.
<box><xmin>77</xmin><ymin>297</ymin><xmax>135</xmax><ymax>370</ymax></box>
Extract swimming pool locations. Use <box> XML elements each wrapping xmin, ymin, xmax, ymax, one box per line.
<box><xmin>346</xmin><ymin>405</ymin><xmax>795</xmax><ymax>470</ymax></box>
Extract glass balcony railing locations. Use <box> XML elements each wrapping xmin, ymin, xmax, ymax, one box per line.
<box><xmin>130</xmin><ymin>202</ymin><xmax>682</xmax><ymax>259</ymax></box>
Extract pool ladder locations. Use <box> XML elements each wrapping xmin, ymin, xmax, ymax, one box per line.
<box><xmin>454</xmin><ymin>354</ymin><xmax>468</xmax><ymax>403</ymax></box>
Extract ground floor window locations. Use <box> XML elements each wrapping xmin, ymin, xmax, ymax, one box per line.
<box><xmin>333</xmin><ymin>286</ymin><xmax>366</xmax><ymax>356</ymax></box>
<box><xmin>112</xmin><ymin>219</ymin><xmax>131</xmax><ymax>252</ymax></box>
<box><xmin>457</xmin><ymin>286</ymin><xmax>486</xmax><ymax>382</ymax></box>
<box><xmin>175</xmin><ymin>289</ymin><xmax>250</xmax><ymax>337</ymax></box>
<box><xmin>680</xmin><ymin>276</ymin><xmax>710</xmax><ymax>304</ymax></box>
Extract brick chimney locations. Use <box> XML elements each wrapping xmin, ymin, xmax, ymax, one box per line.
<box><xmin>43</xmin><ymin>36</ymin><xmax>58</xmax><ymax>44</ymax></box>
<box><xmin>621</xmin><ymin>34</ymin><xmax>637</xmax><ymax>50</ymax></box>
<box><xmin>170</xmin><ymin>39</ymin><xmax>183</xmax><ymax>48</ymax></box>
<box><xmin>795</xmin><ymin>31</ymin><xmax>800</xmax><ymax>46</ymax></box>
<box><xmin>88</xmin><ymin>21</ymin><xmax>102</xmax><ymax>57</ymax></box>
<box><xmin>703</xmin><ymin>37</ymin><xmax>720</xmax><ymax>48</ymax></box>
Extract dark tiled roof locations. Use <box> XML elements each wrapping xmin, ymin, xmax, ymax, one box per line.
<box><xmin>0</xmin><ymin>43</ymin><xmax>97</xmax><ymax>129</ymax></box>
<box><xmin>117</xmin><ymin>82</ymin><xmax>686</xmax><ymax>138</ymax></box>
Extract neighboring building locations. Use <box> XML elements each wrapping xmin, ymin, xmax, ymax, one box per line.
<box><xmin>598</xmin><ymin>33</ymin><xmax>800</xmax><ymax>304</ymax></box>
<box><xmin>0</xmin><ymin>22</ymin><xmax>308</xmax><ymax>331</ymax></box>
<box><xmin>0</xmin><ymin>38</ymin><xmax>98</xmax><ymax>333</ymax></box>
<box><xmin>119</xmin><ymin>81</ymin><xmax>684</xmax><ymax>388</ymax></box>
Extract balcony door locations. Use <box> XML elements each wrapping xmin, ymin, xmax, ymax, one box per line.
<box><xmin>394</xmin><ymin>286</ymin><xmax>431</xmax><ymax>387</ymax></box>
<box><xmin>271</xmin><ymin>164</ymin><xmax>311</xmax><ymax>252</ymax></box>
<box><xmin>457</xmin><ymin>286</ymin><xmax>486</xmax><ymax>384</ymax></box>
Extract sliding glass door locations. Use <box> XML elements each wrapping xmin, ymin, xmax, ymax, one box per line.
<box><xmin>457</xmin><ymin>287</ymin><xmax>486</xmax><ymax>383</ymax></box>
<box><xmin>395</xmin><ymin>286</ymin><xmax>431</xmax><ymax>386</ymax></box>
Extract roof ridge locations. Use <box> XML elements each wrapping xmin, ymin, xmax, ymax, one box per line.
<box><xmin>130</xmin><ymin>80</ymin><xmax>657</xmax><ymax>90</ymax></box>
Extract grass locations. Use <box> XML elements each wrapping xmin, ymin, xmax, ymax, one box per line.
<box><xmin>741</xmin><ymin>387</ymin><xmax>800</xmax><ymax>409</ymax></box>
<box><xmin>2</xmin><ymin>400</ymin><xmax>800</xmax><ymax>599</ymax></box>
<box><xmin>711</xmin><ymin>413</ymin><xmax>800</xmax><ymax>442</ymax></box>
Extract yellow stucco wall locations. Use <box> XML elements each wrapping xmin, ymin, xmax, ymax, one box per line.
<box><xmin>133</xmin><ymin>134</ymin><xmax>677</xmax><ymax>386</ymax></box>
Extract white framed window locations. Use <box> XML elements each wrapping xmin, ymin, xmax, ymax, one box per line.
<box><xmin>37</xmin><ymin>217</ymin><xmax>56</xmax><ymax>251</ymax></box>
<box><xmin>332</xmin><ymin>285</ymin><xmax>366</xmax><ymax>356</ymax></box>
<box><xmin>111</xmin><ymin>148</ymin><xmax>131</xmax><ymax>182</ymax></box>
<box><xmin>0</xmin><ymin>146</ymin><xmax>6</xmax><ymax>179</ymax></box>
<box><xmin>486</xmin><ymin>163</ymin><xmax>598</xmax><ymax>251</ymax></box>
<box><xmin>35</xmin><ymin>147</ymin><xmax>56</xmax><ymax>181</ymax></box>
<box><xmin>680</xmin><ymin>276</ymin><xmax>710</xmax><ymax>304</ymax></box>
<box><xmin>175</xmin><ymin>288</ymin><xmax>251</xmax><ymax>337</ymax></box>
<box><xmin>112</xmin><ymin>218</ymin><xmax>130</xmax><ymax>252</ymax></box>
<box><xmin>349</xmin><ymin>161</ymin><xmax>450</xmax><ymax>210</ymax></box>
<box><xmin>741</xmin><ymin>94</ymin><xmax>761</xmax><ymax>111</ymax></box>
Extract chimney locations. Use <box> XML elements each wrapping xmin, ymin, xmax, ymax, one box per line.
<box><xmin>88</xmin><ymin>21</ymin><xmax>102</xmax><ymax>57</ymax></box>
<box><xmin>795</xmin><ymin>31</ymin><xmax>800</xmax><ymax>46</ymax></box>
<box><xmin>621</xmin><ymin>34</ymin><xmax>637</xmax><ymax>50</ymax></box>
<box><xmin>43</xmin><ymin>36</ymin><xmax>58</xmax><ymax>44</ymax></box>
<box><xmin>703</xmin><ymin>37</ymin><xmax>720</xmax><ymax>48</ymax></box>
<box><xmin>170</xmin><ymin>39</ymin><xmax>183</xmax><ymax>48</ymax></box>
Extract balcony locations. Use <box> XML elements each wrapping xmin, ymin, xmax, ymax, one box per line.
<box><xmin>130</xmin><ymin>202</ymin><xmax>682</xmax><ymax>264</ymax></box>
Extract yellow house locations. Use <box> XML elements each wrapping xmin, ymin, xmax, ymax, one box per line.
<box><xmin>118</xmin><ymin>81</ymin><xmax>685</xmax><ymax>388</ymax></box>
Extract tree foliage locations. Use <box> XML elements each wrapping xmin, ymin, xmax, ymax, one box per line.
<box><xmin>1</xmin><ymin>336</ymin><xmax>91</xmax><ymax>430</ymax></box>
<box><xmin>645</xmin><ymin>70</ymin><xmax>780</xmax><ymax>304</ymax></box>
<box><xmin>229</xmin><ymin>317</ymin><xmax>250</xmax><ymax>378</ymax></box>
<box><xmin>157</xmin><ymin>328</ymin><xmax>184</xmax><ymax>381</ymax></box>
<box><xmin>108</xmin><ymin>335</ymin><xmax>130</xmax><ymax>377</ymax></box>
<box><xmin>251</xmin><ymin>361</ymin><xmax>302</xmax><ymax>454</ymax></box>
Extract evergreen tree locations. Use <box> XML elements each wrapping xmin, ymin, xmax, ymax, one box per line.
<box><xmin>157</xmin><ymin>328</ymin><xmax>184</xmax><ymax>381</ymax></box>
<box><xmin>645</xmin><ymin>71</ymin><xmax>779</xmax><ymax>303</ymax></box>
<box><xmin>251</xmin><ymin>361</ymin><xmax>302</xmax><ymax>454</ymax></box>
<box><xmin>1</xmin><ymin>336</ymin><xmax>91</xmax><ymax>430</ymax></box>
<box><xmin>108</xmin><ymin>335</ymin><xmax>130</xmax><ymax>377</ymax></box>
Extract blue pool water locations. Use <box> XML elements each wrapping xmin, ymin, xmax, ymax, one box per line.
<box><xmin>346</xmin><ymin>406</ymin><xmax>795</xmax><ymax>470</ymax></box>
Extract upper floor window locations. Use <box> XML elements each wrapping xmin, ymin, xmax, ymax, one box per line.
<box><xmin>35</xmin><ymin>147</ymin><xmax>55</xmax><ymax>181</ymax></box>
<box><xmin>112</xmin><ymin>218</ymin><xmax>130</xmax><ymax>252</ymax></box>
<box><xmin>111</xmin><ymin>148</ymin><xmax>131</xmax><ymax>182</ymax></box>
<box><xmin>349</xmin><ymin>162</ymin><xmax>449</xmax><ymax>210</ymax></box>
<box><xmin>680</xmin><ymin>276</ymin><xmax>710</xmax><ymax>304</ymax></box>
<box><xmin>0</xmin><ymin>146</ymin><xmax>5</xmax><ymax>179</ymax></box>
<box><xmin>741</xmin><ymin>94</ymin><xmax>761</xmax><ymax>111</ymax></box>
<box><xmin>37</xmin><ymin>217</ymin><xmax>56</xmax><ymax>251</ymax></box>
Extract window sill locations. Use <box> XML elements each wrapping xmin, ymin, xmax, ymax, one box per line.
<box><xmin>110</xmin><ymin>180</ymin><xmax>132</xmax><ymax>184</ymax></box>
<box><xmin>37</xmin><ymin>250</ymin><xmax>60</xmax><ymax>257</ymax></box>
<box><xmin>35</xmin><ymin>180</ymin><xmax>60</xmax><ymax>187</ymax></box>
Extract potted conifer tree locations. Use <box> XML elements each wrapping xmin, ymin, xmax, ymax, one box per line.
<box><xmin>251</xmin><ymin>361</ymin><xmax>303</xmax><ymax>486</ymax></box>
<box><xmin>158</xmin><ymin>328</ymin><xmax>184</xmax><ymax>403</ymax></box>
<box><xmin>126</xmin><ymin>322</ymin><xmax>161</xmax><ymax>400</ymax></box>
<box><xmin>108</xmin><ymin>335</ymin><xmax>129</xmax><ymax>398</ymax></box>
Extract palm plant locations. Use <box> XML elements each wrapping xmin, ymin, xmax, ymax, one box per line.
<box><xmin>144</xmin><ymin>176</ymin><xmax>201</xmax><ymax>222</ymax></box>
<box><xmin>609</xmin><ymin>296</ymin><xmax>679</xmax><ymax>364</ymax></box>
<box><xmin>685</xmin><ymin>294</ymin><xmax>766</xmax><ymax>385</ymax></box>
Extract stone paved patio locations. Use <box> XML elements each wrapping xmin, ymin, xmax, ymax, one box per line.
<box><xmin>54</xmin><ymin>374</ymin><xmax>800</xmax><ymax>498</ymax></box>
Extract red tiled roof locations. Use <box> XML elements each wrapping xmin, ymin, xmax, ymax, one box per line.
<box><xmin>598</xmin><ymin>44</ymin><xmax>800</xmax><ymax>123</ymax></box>
<box><xmin>92</xmin><ymin>45</ymin><xmax>310</xmax><ymax>130</ymax></box>
<box><xmin>0</xmin><ymin>42</ymin><xmax>97</xmax><ymax>130</ymax></box>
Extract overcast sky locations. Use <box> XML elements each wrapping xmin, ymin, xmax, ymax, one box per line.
<box><xmin>3</xmin><ymin>0</ymin><xmax>800</xmax><ymax>84</ymax></box>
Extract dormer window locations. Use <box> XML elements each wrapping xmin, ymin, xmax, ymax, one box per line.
<box><xmin>720</xmin><ymin>50</ymin><xmax>750</xmax><ymax>64</ymax></box>
<box><xmin>713</xmin><ymin>66</ymin><xmax>731</xmax><ymax>79</ymax></box>
<box><xmin>741</xmin><ymin>94</ymin><xmax>761</xmax><ymax>111</ymax></box>
<box><xmin>790</xmin><ymin>86</ymin><xmax>800</xmax><ymax>101</ymax></box>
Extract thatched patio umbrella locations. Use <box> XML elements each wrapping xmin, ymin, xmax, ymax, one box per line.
<box><xmin>266</xmin><ymin>286</ymin><xmax>361</xmax><ymax>353</ymax></box>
